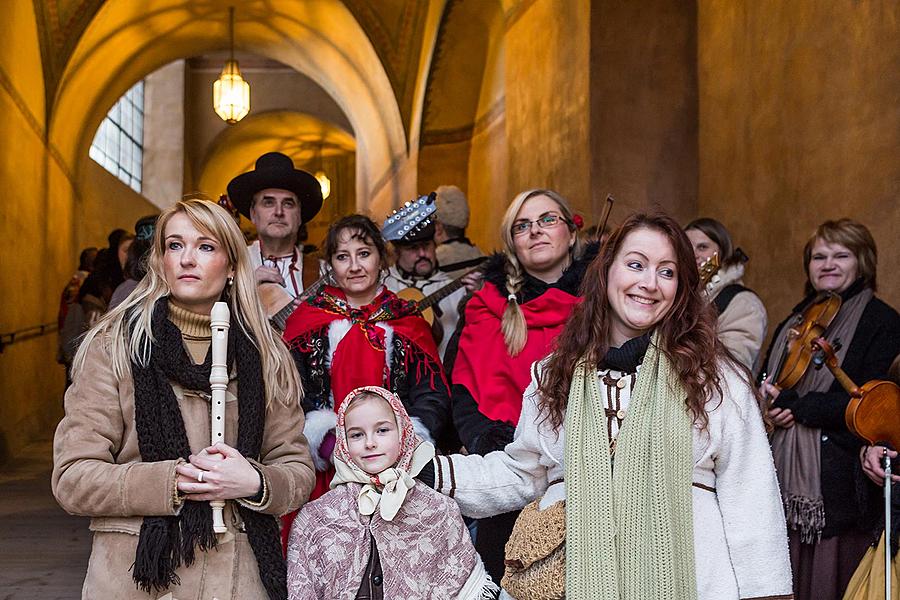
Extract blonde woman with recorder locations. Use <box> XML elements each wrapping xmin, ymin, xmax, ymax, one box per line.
<box><xmin>52</xmin><ymin>199</ymin><xmax>315</xmax><ymax>600</ymax></box>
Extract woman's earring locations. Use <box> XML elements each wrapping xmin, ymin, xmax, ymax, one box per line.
<box><xmin>227</xmin><ymin>276</ymin><xmax>234</xmax><ymax>287</ymax></box>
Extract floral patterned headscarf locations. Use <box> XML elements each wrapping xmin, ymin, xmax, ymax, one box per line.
<box><xmin>331</xmin><ymin>386</ymin><xmax>435</xmax><ymax>520</ymax></box>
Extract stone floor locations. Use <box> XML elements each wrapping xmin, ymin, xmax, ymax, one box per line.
<box><xmin>0</xmin><ymin>441</ymin><xmax>91</xmax><ymax>600</ymax></box>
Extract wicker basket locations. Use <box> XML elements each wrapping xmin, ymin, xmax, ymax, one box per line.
<box><xmin>501</xmin><ymin>499</ymin><xmax>566</xmax><ymax>600</ymax></box>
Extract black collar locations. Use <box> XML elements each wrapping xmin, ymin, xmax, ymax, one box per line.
<box><xmin>482</xmin><ymin>242</ymin><xmax>601</xmax><ymax>303</ymax></box>
<box><xmin>600</xmin><ymin>333</ymin><xmax>651</xmax><ymax>374</ymax></box>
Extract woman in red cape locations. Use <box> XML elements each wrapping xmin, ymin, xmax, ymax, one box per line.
<box><xmin>445</xmin><ymin>189</ymin><xmax>598</xmax><ymax>582</ymax></box>
<box><xmin>281</xmin><ymin>215</ymin><xmax>451</xmax><ymax>549</ymax></box>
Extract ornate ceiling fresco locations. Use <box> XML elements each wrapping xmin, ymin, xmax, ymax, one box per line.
<box><xmin>32</xmin><ymin>0</ymin><xmax>104</xmax><ymax>115</ymax></box>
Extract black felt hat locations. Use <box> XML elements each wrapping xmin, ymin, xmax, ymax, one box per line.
<box><xmin>226</xmin><ymin>152</ymin><xmax>323</xmax><ymax>223</ymax></box>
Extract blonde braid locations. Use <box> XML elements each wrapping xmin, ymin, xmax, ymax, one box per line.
<box><xmin>501</xmin><ymin>252</ymin><xmax>528</xmax><ymax>356</ymax></box>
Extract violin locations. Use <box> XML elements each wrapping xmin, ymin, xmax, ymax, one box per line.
<box><xmin>768</xmin><ymin>291</ymin><xmax>842</xmax><ymax>391</ymax></box>
<box><xmin>812</xmin><ymin>336</ymin><xmax>900</xmax><ymax>449</ymax></box>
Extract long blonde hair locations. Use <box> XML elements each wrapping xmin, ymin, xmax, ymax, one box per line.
<box><xmin>498</xmin><ymin>189</ymin><xmax>581</xmax><ymax>356</ymax></box>
<box><xmin>72</xmin><ymin>199</ymin><xmax>302</xmax><ymax>409</ymax></box>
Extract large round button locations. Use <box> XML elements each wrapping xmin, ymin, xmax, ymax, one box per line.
<box><xmin>616</xmin><ymin>409</ymin><xmax>626</xmax><ymax>420</ymax></box>
<box><xmin>616</xmin><ymin>378</ymin><xmax>627</xmax><ymax>389</ymax></box>
<box><xmin>372</xmin><ymin>575</ymin><xmax>383</xmax><ymax>586</ymax></box>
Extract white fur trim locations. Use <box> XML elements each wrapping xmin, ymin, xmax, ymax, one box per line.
<box><xmin>325</xmin><ymin>319</ymin><xmax>353</xmax><ymax>370</ymax></box>
<box><xmin>378</xmin><ymin>322</ymin><xmax>394</xmax><ymax>368</ymax></box>
<box><xmin>410</xmin><ymin>416</ymin><xmax>435</xmax><ymax>445</ymax></box>
<box><xmin>303</xmin><ymin>408</ymin><xmax>338</xmax><ymax>472</ymax></box>
<box><xmin>455</xmin><ymin>554</ymin><xmax>501</xmax><ymax>600</ymax></box>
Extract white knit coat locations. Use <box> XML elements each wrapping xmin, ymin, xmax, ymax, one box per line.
<box><xmin>433</xmin><ymin>362</ymin><xmax>793</xmax><ymax>600</ymax></box>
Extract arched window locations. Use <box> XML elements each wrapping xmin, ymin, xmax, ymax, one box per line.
<box><xmin>89</xmin><ymin>81</ymin><xmax>144</xmax><ymax>192</ymax></box>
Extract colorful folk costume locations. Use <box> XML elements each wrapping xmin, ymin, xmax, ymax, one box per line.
<box><xmin>286</xmin><ymin>386</ymin><xmax>499</xmax><ymax>600</ymax></box>
<box><xmin>763</xmin><ymin>279</ymin><xmax>900</xmax><ymax>600</ymax></box>
<box><xmin>282</xmin><ymin>286</ymin><xmax>452</xmax><ymax>545</ymax></box>
<box><xmin>426</xmin><ymin>333</ymin><xmax>794</xmax><ymax>599</ymax></box>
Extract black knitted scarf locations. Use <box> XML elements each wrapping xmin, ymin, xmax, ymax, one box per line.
<box><xmin>130</xmin><ymin>298</ymin><xmax>286</xmax><ymax>600</ymax></box>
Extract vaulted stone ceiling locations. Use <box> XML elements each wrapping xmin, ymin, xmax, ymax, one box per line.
<box><xmin>32</xmin><ymin>0</ymin><xmax>531</xmax><ymax>127</ymax></box>
<box><xmin>32</xmin><ymin>0</ymin><xmax>433</xmax><ymax>130</ymax></box>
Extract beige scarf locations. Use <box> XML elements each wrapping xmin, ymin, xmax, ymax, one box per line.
<box><xmin>332</xmin><ymin>444</ymin><xmax>435</xmax><ymax>521</ymax></box>
<box><xmin>766</xmin><ymin>287</ymin><xmax>873</xmax><ymax>542</ymax></box>
<box><xmin>565</xmin><ymin>333</ymin><xmax>696</xmax><ymax>599</ymax></box>
<box><xmin>330</xmin><ymin>385</ymin><xmax>436</xmax><ymax>521</ymax></box>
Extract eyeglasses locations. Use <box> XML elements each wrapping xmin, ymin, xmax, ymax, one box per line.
<box><xmin>510</xmin><ymin>214</ymin><xmax>568</xmax><ymax>236</ymax></box>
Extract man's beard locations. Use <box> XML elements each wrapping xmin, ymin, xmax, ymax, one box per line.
<box><xmin>401</xmin><ymin>257</ymin><xmax>435</xmax><ymax>279</ymax></box>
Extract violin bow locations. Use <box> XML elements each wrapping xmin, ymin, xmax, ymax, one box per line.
<box><xmin>597</xmin><ymin>194</ymin><xmax>615</xmax><ymax>238</ymax></box>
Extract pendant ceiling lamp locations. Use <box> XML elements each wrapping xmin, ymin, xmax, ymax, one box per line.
<box><xmin>314</xmin><ymin>143</ymin><xmax>331</xmax><ymax>200</ymax></box>
<box><xmin>213</xmin><ymin>7</ymin><xmax>250</xmax><ymax>124</ymax></box>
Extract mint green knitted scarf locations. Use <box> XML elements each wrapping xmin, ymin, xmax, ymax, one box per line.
<box><xmin>564</xmin><ymin>334</ymin><xmax>697</xmax><ymax>599</ymax></box>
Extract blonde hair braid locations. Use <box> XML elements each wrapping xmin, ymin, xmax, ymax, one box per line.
<box><xmin>501</xmin><ymin>252</ymin><xmax>528</xmax><ymax>356</ymax></box>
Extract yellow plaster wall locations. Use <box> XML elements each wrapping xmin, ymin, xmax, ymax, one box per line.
<box><xmin>78</xmin><ymin>161</ymin><xmax>160</xmax><ymax>248</ymax></box>
<box><xmin>589</xmin><ymin>0</ymin><xmax>698</xmax><ymax>224</ymax></box>
<box><xmin>505</xmin><ymin>0</ymin><xmax>591</xmax><ymax>215</ymax></box>
<box><xmin>466</xmin><ymin>110</ymin><xmax>508</xmax><ymax>253</ymax></box>
<box><xmin>0</xmin><ymin>2</ymin><xmax>67</xmax><ymax>462</ymax></box>
<box><xmin>0</xmin><ymin>2</ymin><xmax>160</xmax><ymax>463</ymax></box>
<box><xmin>698</xmin><ymin>0</ymin><xmax>900</xmax><ymax>331</ymax></box>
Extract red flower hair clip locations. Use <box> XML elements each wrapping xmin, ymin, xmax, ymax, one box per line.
<box><xmin>572</xmin><ymin>214</ymin><xmax>585</xmax><ymax>229</ymax></box>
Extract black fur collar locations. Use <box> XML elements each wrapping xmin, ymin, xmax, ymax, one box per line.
<box><xmin>482</xmin><ymin>242</ymin><xmax>600</xmax><ymax>303</ymax></box>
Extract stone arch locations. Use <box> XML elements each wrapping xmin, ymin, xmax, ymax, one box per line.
<box><xmin>49</xmin><ymin>0</ymin><xmax>408</xmax><ymax>210</ymax></box>
<box><xmin>417</xmin><ymin>0</ymin><xmax>507</xmax><ymax>246</ymax></box>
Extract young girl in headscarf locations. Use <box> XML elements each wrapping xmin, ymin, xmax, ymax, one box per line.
<box><xmin>286</xmin><ymin>386</ymin><xmax>498</xmax><ymax>600</ymax></box>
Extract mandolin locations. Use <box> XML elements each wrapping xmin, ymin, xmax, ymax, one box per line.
<box><xmin>811</xmin><ymin>336</ymin><xmax>900</xmax><ymax>449</ymax></box>
<box><xmin>396</xmin><ymin>262</ymin><xmax>486</xmax><ymax>325</ymax></box>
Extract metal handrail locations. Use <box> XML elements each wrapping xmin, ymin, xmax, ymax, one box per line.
<box><xmin>0</xmin><ymin>321</ymin><xmax>58</xmax><ymax>353</ymax></box>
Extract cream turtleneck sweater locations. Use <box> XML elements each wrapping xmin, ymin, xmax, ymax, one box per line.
<box><xmin>167</xmin><ymin>302</ymin><xmax>212</xmax><ymax>364</ymax></box>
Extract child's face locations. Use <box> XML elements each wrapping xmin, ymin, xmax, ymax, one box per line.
<box><xmin>344</xmin><ymin>396</ymin><xmax>401</xmax><ymax>475</ymax></box>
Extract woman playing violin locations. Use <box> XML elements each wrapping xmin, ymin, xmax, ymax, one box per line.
<box><xmin>760</xmin><ymin>218</ymin><xmax>900</xmax><ymax>600</ymax></box>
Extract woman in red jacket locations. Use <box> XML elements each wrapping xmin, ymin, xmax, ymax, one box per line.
<box><xmin>447</xmin><ymin>188</ymin><xmax>597</xmax><ymax>580</ymax></box>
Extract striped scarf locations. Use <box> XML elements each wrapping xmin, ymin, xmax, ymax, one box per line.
<box><xmin>564</xmin><ymin>333</ymin><xmax>697</xmax><ymax>599</ymax></box>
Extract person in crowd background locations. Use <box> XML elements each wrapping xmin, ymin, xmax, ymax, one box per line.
<box><xmin>57</xmin><ymin>246</ymin><xmax>97</xmax><ymax>378</ymax></box>
<box><xmin>109</xmin><ymin>215</ymin><xmax>158</xmax><ymax>309</ymax></box>
<box><xmin>433</xmin><ymin>185</ymin><xmax>485</xmax><ymax>277</ymax></box>
<box><xmin>445</xmin><ymin>188</ymin><xmax>597</xmax><ymax>582</ymax></box>
<box><xmin>227</xmin><ymin>152</ymin><xmax>324</xmax><ymax>325</ymax></box>
<box><xmin>382</xmin><ymin>199</ymin><xmax>471</xmax><ymax>360</ymax></box>
<box><xmin>685</xmin><ymin>217</ymin><xmax>768</xmax><ymax>371</ymax></box>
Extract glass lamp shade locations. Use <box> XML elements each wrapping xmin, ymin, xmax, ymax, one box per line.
<box><xmin>213</xmin><ymin>60</ymin><xmax>250</xmax><ymax>124</ymax></box>
<box><xmin>315</xmin><ymin>170</ymin><xmax>331</xmax><ymax>200</ymax></box>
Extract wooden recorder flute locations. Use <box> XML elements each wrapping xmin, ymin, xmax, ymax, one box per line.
<box><xmin>209</xmin><ymin>301</ymin><xmax>230</xmax><ymax>534</ymax></box>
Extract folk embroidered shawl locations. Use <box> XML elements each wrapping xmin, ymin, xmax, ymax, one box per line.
<box><xmin>284</xmin><ymin>286</ymin><xmax>446</xmax><ymax>408</ymax></box>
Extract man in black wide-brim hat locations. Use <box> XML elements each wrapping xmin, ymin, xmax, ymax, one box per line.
<box><xmin>227</xmin><ymin>151</ymin><xmax>324</xmax><ymax>329</ymax></box>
